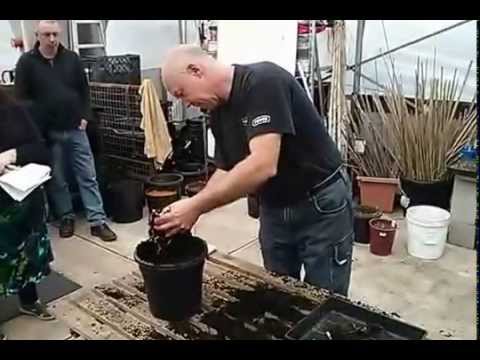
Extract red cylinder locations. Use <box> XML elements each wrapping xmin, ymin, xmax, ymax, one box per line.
<box><xmin>369</xmin><ymin>218</ymin><xmax>397</xmax><ymax>256</ymax></box>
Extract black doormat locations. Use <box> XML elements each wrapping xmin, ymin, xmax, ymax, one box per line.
<box><xmin>0</xmin><ymin>271</ymin><xmax>82</xmax><ymax>324</ymax></box>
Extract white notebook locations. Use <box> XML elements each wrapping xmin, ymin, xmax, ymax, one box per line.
<box><xmin>0</xmin><ymin>164</ymin><xmax>51</xmax><ymax>202</ymax></box>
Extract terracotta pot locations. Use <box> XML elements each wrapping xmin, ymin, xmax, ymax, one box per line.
<box><xmin>357</xmin><ymin>176</ymin><xmax>399</xmax><ymax>213</ymax></box>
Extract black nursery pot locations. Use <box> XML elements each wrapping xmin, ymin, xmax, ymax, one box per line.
<box><xmin>400</xmin><ymin>177</ymin><xmax>454</xmax><ymax>211</ymax></box>
<box><xmin>108</xmin><ymin>179</ymin><xmax>144</xmax><ymax>223</ymax></box>
<box><xmin>134</xmin><ymin>234</ymin><xmax>208</xmax><ymax>321</ymax></box>
<box><xmin>354</xmin><ymin>205</ymin><xmax>383</xmax><ymax>244</ymax></box>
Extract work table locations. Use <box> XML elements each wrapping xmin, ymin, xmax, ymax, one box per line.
<box><xmin>52</xmin><ymin>251</ymin><xmax>409</xmax><ymax>340</ymax></box>
<box><xmin>448</xmin><ymin>159</ymin><xmax>476</xmax><ymax>178</ymax></box>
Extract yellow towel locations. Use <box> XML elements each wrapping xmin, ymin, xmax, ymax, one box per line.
<box><xmin>139</xmin><ymin>79</ymin><xmax>172</xmax><ymax>169</ymax></box>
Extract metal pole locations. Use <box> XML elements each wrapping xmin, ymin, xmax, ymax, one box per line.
<box><xmin>297</xmin><ymin>62</ymin><xmax>313</xmax><ymax>102</ymax></box>
<box><xmin>309</xmin><ymin>20</ymin><xmax>316</xmax><ymax>98</ymax></box>
<box><xmin>313</xmin><ymin>26</ymin><xmax>325</xmax><ymax>117</ymax></box>
<box><xmin>352</xmin><ymin>20</ymin><xmax>366</xmax><ymax>95</ymax></box>
<box><xmin>177</xmin><ymin>20</ymin><xmax>186</xmax><ymax>121</ymax></box>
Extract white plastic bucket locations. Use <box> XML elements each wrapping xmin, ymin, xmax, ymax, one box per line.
<box><xmin>406</xmin><ymin>205</ymin><xmax>451</xmax><ymax>260</ymax></box>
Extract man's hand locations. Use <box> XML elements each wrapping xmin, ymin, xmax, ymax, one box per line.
<box><xmin>78</xmin><ymin>119</ymin><xmax>88</xmax><ymax>131</ymax></box>
<box><xmin>153</xmin><ymin>197</ymin><xmax>203</xmax><ymax>238</ymax></box>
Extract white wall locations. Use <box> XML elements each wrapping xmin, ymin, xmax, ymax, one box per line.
<box><xmin>106</xmin><ymin>20</ymin><xmax>199</xmax><ymax>70</ymax></box>
<box><xmin>0</xmin><ymin>20</ymin><xmax>19</xmax><ymax>75</ymax></box>
<box><xmin>217</xmin><ymin>20</ymin><xmax>298</xmax><ymax>75</ymax></box>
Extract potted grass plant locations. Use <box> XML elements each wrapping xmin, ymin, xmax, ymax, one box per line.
<box><xmin>345</xmin><ymin>95</ymin><xmax>400</xmax><ymax>213</ymax></box>
<box><xmin>373</xmin><ymin>59</ymin><xmax>477</xmax><ymax>210</ymax></box>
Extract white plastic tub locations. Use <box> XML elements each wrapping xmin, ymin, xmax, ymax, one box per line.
<box><xmin>406</xmin><ymin>205</ymin><xmax>451</xmax><ymax>260</ymax></box>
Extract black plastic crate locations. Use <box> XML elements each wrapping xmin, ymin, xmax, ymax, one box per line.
<box><xmin>100</xmin><ymin>127</ymin><xmax>146</xmax><ymax>160</ymax></box>
<box><xmin>90</xmin><ymin>83</ymin><xmax>142</xmax><ymax>130</ymax></box>
<box><xmin>285</xmin><ymin>297</ymin><xmax>427</xmax><ymax>340</ymax></box>
<box><xmin>104</xmin><ymin>154</ymin><xmax>156</xmax><ymax>179</ymax></box>
<box><xmin>90</xmin><ymin>54</ymin><xmax>141</xmax><ymax>85</ymax></box>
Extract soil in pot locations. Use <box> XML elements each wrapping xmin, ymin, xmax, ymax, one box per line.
<box><xmin>134</xmin><ymin>234</ymin><xmax>208</xmax><ymax>321</ymax></box>
<box><xmin>354</xmin><ymin>205</ymin><xmax>382</xmax><ymax>244</ymax></box>
<box><xmin>145</xmin><ymin>173</ymin><xmax>183</xmax><ymax>213</ymax></box>
<box><xmin>145</xmin><ymin>189</ymin><xmax>179</xmax><ymax>213</ymax></box>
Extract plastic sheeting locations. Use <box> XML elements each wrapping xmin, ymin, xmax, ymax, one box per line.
<box><xmin>338</xmin><ymin>20</ymin><xmax>476</xmax><ymax>101</ymax></box>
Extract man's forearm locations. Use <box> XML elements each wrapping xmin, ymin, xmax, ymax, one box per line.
<box><xmin>203</xmin><ymin>168</ymin><xmax>227</xmax><ymax>191</ymax></box>
<box><xmin>192</xmin><ymin>156</ymin><xmax>271</xmax><ymax>214</ymax></box>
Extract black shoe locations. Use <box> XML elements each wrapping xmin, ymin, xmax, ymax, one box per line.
<box><xmin>91</xmin><ymin>223</ymin><xmax>117</xmax><ymax>242</ymax></box>
<box><xmin>19</xmin><ymin>301</ymin><xmax>56</xmax><ymax>321</ymax></box>
<box><xmin>59</xmin><ymin>218</ymin><xmax>74</xmax><ymax>238</ymax></box>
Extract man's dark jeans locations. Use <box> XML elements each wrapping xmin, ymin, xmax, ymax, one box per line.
<box><xmin>259</xmin><ymin>169</ymin><xmax>354</xmax><ymax>296</ymax></box>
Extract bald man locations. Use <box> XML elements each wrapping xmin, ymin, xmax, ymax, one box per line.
<box><xmin>15</xmin><ymin>20</ymin><xmax>117</xmax><ymax>242</ymax></box>
<box><xmin>156</xmin><ymin>45</ymin><xmax>354</xmax><ymax>296</ymax></box>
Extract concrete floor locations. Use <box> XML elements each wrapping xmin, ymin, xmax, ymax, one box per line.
<box><xmin>1</xmin><ymin>198</ymin><xmax>476</xmax><ymax>340</ymax></box>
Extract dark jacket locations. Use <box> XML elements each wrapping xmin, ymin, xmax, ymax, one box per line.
<box><xmin>0</xmin><ymin>103</ymin><xmax>50</xmax><ymax>207</ymax></box>
<box><xmin>14</xmin><ymin>42</ymin><xmax>91</xmax><ymax>133</ymax></box>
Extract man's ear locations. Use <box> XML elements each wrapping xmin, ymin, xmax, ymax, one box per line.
<box><xmin>186</xmin><ymin>63</ymin><xmax>202</xmax><ymax>78</ymax></box>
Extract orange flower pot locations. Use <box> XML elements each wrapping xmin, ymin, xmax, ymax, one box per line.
<box><xmin>357</xmin><ymin>176</ymin><xmax>399</xmax><ymax>213</ymax></box>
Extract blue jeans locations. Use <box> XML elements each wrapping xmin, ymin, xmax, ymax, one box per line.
<box><xmin>259</xmin><ymin>169</ymin><xmax>354</xmax><ymax>296</ymax></box>
<box><xmin>46</xmin><ymin>129</ymin><xmax>106</xmax><ymax>226</ymax></box>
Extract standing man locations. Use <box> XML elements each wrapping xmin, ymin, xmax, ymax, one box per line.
<box><xmin>15</xmin><ymin>20</ymin><xmax>117</xmax><ymax>242</ymax></box>
<box><xmin>155</xmin><ymin>45</ymin><xmax>354</xmax><ymax>296</ymax></box>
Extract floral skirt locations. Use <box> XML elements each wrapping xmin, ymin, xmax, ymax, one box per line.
<box><xmin>0</xmin><ymin>189</ymin><xmax>54</xmax><ymax>297</ymax></box>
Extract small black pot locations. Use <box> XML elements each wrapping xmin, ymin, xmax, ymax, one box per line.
<box><xmin>108</xmin><ymin>179</ymin><xmax>144</xmax><ymax>223</ymax></box>
<box><xmin>134</xmin><ymin>234</ymin><xmax>208</xmax><ymax>321</ymax></box>
<box><xmin>354</xmin><ymin>205</ymin><xmax>382</xmax><ymax>244</ymax></box>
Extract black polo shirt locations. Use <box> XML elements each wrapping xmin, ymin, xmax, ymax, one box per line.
<box><xmin>210</xmin><ymin>62</ymin><xmax>342</xmax><ymax>207</ymax></box>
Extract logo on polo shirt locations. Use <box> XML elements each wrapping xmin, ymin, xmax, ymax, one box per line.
<box><xmin>251</xmin><ymin>115</ymin><xmax>271</xmax><ymax>127</ymax></box>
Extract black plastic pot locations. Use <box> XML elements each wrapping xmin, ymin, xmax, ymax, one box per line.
<box><xmin>354</xmin><ymin>205</ymin><xmax>382</xmax><ymax>244</ymax></box>
<box><xmin>134</xmin><ymin>235</ymin><xmax>208</xmax><ymax>321</ymax></box>
<box><xmin>176</xmin><ymin>162</ymin><xmax>207</xmax><ymax>194</ymax></box>
<box><xmin>247</xmin><ymin>194</ymin><xmax>260</xmax><ymax>219</ymax></box>
<box><xmin>207</xmin><ymin>160</ymin><xmax>217</xmax><ymax>179</ymax></box>
<box><xmin>185</xmin><ymin>180</ymin><xmax>206</xmax><ymax>197</ymax></box>
<box><xmin>186</xmin><ymin>118</ymin><xmax>205</xmax><ymax>162</ymax></box>
<box><xmin>145</xmin><ymin>173</ymin><xmax>183</xmax><ymax>213</ymax></box>
<box><xmin>109</xmin><ymin>179</ymin><xmax>144</xmax><ymax>223</ymax></box>
<box><xmin>400</xmin><ymin>177</ymin><xmax>454</xmax><ymax>211</ymax></box>
<box><xmin>177</xmin><ymin>161</ymin><xmax>205</xmax><ymax>174</ymax></box>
